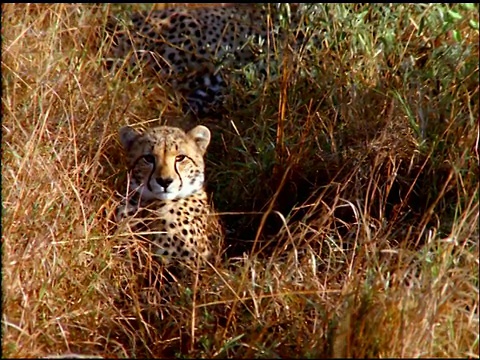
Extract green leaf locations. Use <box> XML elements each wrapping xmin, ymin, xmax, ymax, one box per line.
<box><xmin>460</xmin><ymin>3</ymin><xmax>476</xmax><ymax>11</ymax></box>
<box><xmin>469</xmin><ymin>19</ymin><xmax>479</xmax><ymax>30</ymax></box>
<box><xmin>447</xmin><ymin>9</ymin><xmax>463</xmax><ymax>21</ymax></box>
<box><xmin>452</xmin><ymin>29</ymin><xmax>462</xmax><ymax>42</ymax></box>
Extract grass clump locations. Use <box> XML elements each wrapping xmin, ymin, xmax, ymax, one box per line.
<box><xmin>2</xmin><ymin>3</ymin><xmax>478</xmax><ymax>358</ymax></box>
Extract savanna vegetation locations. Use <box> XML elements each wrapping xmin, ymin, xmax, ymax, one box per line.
<box><xmin>2</xmin><ymin>3</ymin><xmax>479</xmax><ymax>358</ymax></box>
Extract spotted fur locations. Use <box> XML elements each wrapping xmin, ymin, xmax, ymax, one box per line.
<box><xmin>117</xmin><ymin>125</ymin><xmax>221</xmax><ymax>268</ymax></box>
<box><xmin>104</xmin><ymin>4</ymin><xmax>305</xmax><ymax>116</ymax></box>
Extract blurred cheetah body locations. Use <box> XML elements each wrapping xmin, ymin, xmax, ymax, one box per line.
<box><xmin>105</xmin><ymin>4</ymin><xmax>303</xmax><ymax>115</ymax></box>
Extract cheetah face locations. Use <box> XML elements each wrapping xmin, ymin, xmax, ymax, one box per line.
<box><xmin>120</xmin><ymin>125</ymin><xmax>211</xmax><ymax>201</ymax></box>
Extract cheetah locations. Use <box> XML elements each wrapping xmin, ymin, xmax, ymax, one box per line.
<box><xmin>116</xmin><ymin>124</ymin><xmax>222</xmax><ymax>269</ymax></box>
<box><xmin>104</xmin><ymin>3</ymin><xmax>314</xmax><ymax>116</ymax></box>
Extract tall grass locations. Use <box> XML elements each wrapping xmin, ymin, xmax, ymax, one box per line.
<box><xmin>2</xmin><ymin>3</ymin><xmax>478</xmax><ymax>358</ymax></box>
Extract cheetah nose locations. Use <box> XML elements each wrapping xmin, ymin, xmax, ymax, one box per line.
<box><xmin>156</xmin><ymin>177</ymin><xmax>174</xmax><ymax>190</ymax></box>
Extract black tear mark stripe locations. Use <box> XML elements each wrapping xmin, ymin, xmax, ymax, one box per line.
<box><xmin>145</xmin><ymin>155</ymin><xmax>156</xmax><ymax>192</ymax></box>
<box><xmin>173</xmin><ymin>154</ymin><xmax>198</xmax><ymax>189</ymax></box>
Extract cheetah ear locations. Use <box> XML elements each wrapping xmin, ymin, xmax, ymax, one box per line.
<box><xmin>119</xmin><ymin>126</ymin><xmax>141</xmax><ymax>150</ymax></box>
<box><xmin>187</xmin><ymin>125</ymin><xmax>211</xmax><ymax>154</ymax></box>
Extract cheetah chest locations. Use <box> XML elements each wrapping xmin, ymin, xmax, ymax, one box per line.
<box><xmin>131</xmin><ymin>192</ymin><xmax>215</xmax><ymax>265</ymax></box>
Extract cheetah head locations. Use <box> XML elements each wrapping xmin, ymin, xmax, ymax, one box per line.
<box><xmin>119</xmin><ymin>125</ymin><xmax>211</xmax><ymax>201</ymax></box>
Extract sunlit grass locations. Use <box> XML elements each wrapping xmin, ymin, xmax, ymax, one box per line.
<box><xmin>2</xmin><ymin>3</ymin><xmax>478</xmax><ymax>358</ymax></box>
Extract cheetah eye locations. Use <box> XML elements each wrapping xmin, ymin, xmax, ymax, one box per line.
<box><xmin>142</xmin><ymin>154</ymin><xmax>156</xmax><ymax>164</ymax></box>
<box><xmin>176</xmin><ymin>155</ymin><xmax>186</xmax><ymax>162</ymax></box>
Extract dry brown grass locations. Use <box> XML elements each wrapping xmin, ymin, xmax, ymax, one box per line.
<box><xmin>2</xmin><ymin>3</ymin><xmax>479</xmax><ymax>358</ymax></box>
